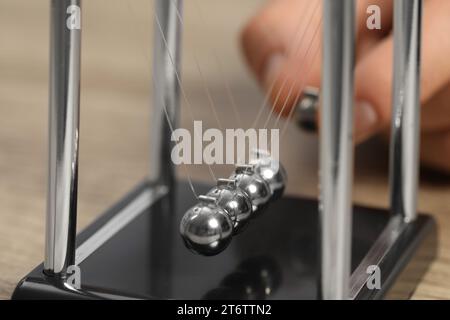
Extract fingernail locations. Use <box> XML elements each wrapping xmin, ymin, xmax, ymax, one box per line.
<box><xmin>262</xmin><ymin>53</ymin><xmax>286</xmax><ymax>90</ymax></box>
<box><xmin>355</xmin><ymin>101</ymin><xmax>379</xmax><ymax>141</ymax></box>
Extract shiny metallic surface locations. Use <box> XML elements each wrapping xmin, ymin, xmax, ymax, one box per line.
<box><xmin>320</xmin><ymin>0</ymin><xmax>355</xmax><ymax>300</ymax></box>
<box><xmin>45</xmin><ymin>0</ymin><xmax>82</xmax><ymax>276</ymax></box>
<box><xmin>206</xmin><ymin>179</ymin><xmax>253</xmax><ymax>233</ymax></box>
<box><xmin>349</xmin><ymin>215</ymin><xmax>405</xmax><ymax>299</ymax></box>
<box><xmin>295</xmin><ymin>87</ymin><xmax>319</xmax><ymax>132</ymax></box>
<box><xmin>389</xmin><ymin>0</ymin><xmax>422</xmax><ymax>223</ymax></box>
<box><xmin>179</xmin><ymin>196</ymin><xmax>234</xmax><ymax>256</ymax></box>
<box><xmin>179</xmin><ymin>157</ymin><xmax>286</xmax><ymax>256</ymax></box>
<box><xmin>250</xmin><ymin>150</ymin><xmax>287</xmax><ymax>201</ymax></box>
<box><xmin>230</xmin><ymin>166</ymin><xmax>271</xmax><ymax>215</ymax></box>
<box><xmin>150</xmin><ymin>0</ymin><xmax>183</xmax><ymax>186</ymax></box>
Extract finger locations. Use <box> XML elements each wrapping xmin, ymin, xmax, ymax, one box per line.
<box><xmin>354</xmin><ymin>0</ymin><xmax>450</xmax><ymax>142</ymax></box>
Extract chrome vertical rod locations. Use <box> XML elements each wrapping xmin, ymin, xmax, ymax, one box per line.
<box><xmin>44</xmin><ymin>0</ymin><xmax>82</xmax><ymax>276</ymax></box>
<box><xmin>150</xmin><ymin>0</ymin><xmax>183</xmax><ymax>186</ymax></box>
<box><xmin>389</xmin><ymin>0</ymin><xmax>423</xmax><ymax>223</ymax></box>
<box><xmin>320</xmin><ymin>0</ymin><xmax>355</xmax><ymax>300</ymax></box>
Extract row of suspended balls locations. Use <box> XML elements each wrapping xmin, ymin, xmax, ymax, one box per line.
<box><xmin>180</xmin><ymin>150</ymin><xmax>287</xmax><ymax>256</ymax></box>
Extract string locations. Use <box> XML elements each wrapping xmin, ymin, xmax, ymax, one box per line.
<box><xmin>149</xmin><ymin>5</ymin><xmax>221</xmax><ymax>198</ymax></box>
<box><xmin>250</xmin><ymin>0</ymin><xmax>317</xmax><ymax>129</ymax></box>
<box><xmin>164</xmin><ymin>0</ymin><xmax>322</xmax><ymax>168</ymax></box>
<box><xmin>118</xmin><ymin>0</ymin><xmax>202</xmax><ymax>198</ymax></box>
<box><xmin>261</xmin><ymin>3</ymin><xmax>322</xmax><ymax>130</ymax></box>
<box><xmin>280</xmin><ymin>41</ymin><xmax>321</xmax><ymax>137</ymax></box>
<box><xmin>182</xmin><ymin>0</ymin><xmax>322</xmax><ymax>164</ymax></box>
<box><xmin>194</xmin><ymin>59</ymin><xmax>224</xmax><ymax>130</ymax></box>
<box><xmin>191</xmin><ymin>0</ymin><xmax>243</xmax><ymax>129</ymax></box>
<box><xmin>214</xmin><ymin>52</ymin><xmax>243</xmax><ymax>128</ymax></box>
<box><xmin>127</xmin><ymin>0</ymin><xmax>323</xmax><ymax>192</ymax></box>
<box><xmin>272</xmin><ymin>16</ymin><xmax>322</xmax><ymax>129</ymax></box>
<box><xmin>160</xmin><ymin>99</ymin><xmax>199</xmax><ymax>198</ymax></box>
<box><xmin>251</xmin><ymin>0</ymin><xmax>320</xmax><ymax>130</ymax></box>
<box><xmin>168</xmin><ymin>0</ymin><xmax>224</xmax><ymax>131</ymax></box>
<box><xmin>262</xmin><ymin>33</ymin><xmax>321</xmax><ymax>155</ymax></box>
<box><xmin>153</xmin><ymin>7</ymin><xmax>218</xmax><ymax>184</ymax></box>
<box><xmin>123</xmin><ymin>0</ymin><xmax>203</xmax><ymax>198</ymax></box>
<box><xmin>172</xmin><ymin>0</ymin><xmax>252</xmax><ymax>166</ymax></box>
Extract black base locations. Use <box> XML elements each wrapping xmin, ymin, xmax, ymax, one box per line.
<box><xmin>12</xmin><ymin>180</ymin><xmax>437</xmax><ymax>300</ymax></box>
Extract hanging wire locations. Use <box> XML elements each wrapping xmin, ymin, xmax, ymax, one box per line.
<box><xmin>261</xmin><ymin>4</ymin><xmax>322</xmax><ymax>130</ymax></box>
<box><xmin>124</xmin><ymin>0</ymin><xmax>202</xmax><ymax>198</ymax></box>
<box><xmin>125</xmin><ymin>0</ymin><xmax>323</xmax><ymax>194</ymax></box>
<box><xmin>170</xmin><ymin>0</ymin><xmax>224</xmax><ymax>131</ymax></box>
<box><xmin>280</xmin><ymin>38</ymin><xmax>321</xmax><ymax>137</ymax></box>
<box><xmin>251</xmin><ymin>0</ymin><xmax>321</xmax><ymax>130</ymax></box>
<box><xmin>191</xmin><ymin>0</ymin><xmax>243</xmax><ymax>129</ymax></box>
<box><xmin>153</xmin><ymin>6</ymin><xmax>218</xmax><ymax>184</ymax></box>
<box><xmin>272</xmin><ymin>17</ymin><xmax>322</xmax><ymax>129</ymax></box>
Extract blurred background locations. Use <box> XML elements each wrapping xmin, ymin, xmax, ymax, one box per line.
<box><xmin>0</xmin><ymin>0</ymin><xmax>448</xmax><ymax>299</ymax></box>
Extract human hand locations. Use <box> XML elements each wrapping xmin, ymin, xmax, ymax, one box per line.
<box><xmin>241</xmin><ymin>0</ymin><xmax>450</xmax><ymax>173</ymax></box>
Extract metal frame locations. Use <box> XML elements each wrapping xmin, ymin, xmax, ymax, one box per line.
<box><xmin>150</xmin><ymin>0</ymin><xmax>183</xmax><ymax>187</ymax></box>
<box><xmin>320</xmin><ymin>0</ymin><xmax>423</xmax><ymax>299</ymax></box>
<box><xmin>389</xmin><ymin>0</ymin><xmax>423</xmax><ymax>223</ymax></box>
<box><xmin>42</xmin><ymin>0</ymin><xmax>427</xmax><ymax>300</ymax></box>
<box><xmin>320</xmin><ymin>0</ymin><xmax>355</xmax><ymax>300</ymax></box>
<box><xmin>45</xmin><ymin>0</ymin><xmax>82</xmax><ymax>276</ymax></box>
<box><xmin>44</xmin><ymin>0</ymin><xmax>183</xmax><ymax>277</ymax></box>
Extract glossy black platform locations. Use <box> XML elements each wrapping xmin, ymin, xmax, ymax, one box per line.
<box><xmin>12</xmin><ymin>180</ymin><xmax>437</xmax><ymax>300</ymax></box>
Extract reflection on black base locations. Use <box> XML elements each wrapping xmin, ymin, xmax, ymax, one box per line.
<box><xmin>203</xmin><ymin>256</ymin><xmax>282</xmax><ymax>300</ymax></box>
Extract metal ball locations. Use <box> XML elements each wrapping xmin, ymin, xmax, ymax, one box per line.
<box><xmin>180</xmin><ymin>198</ymin><xmax>234</xmax><ymax>256</ymax></box>
<box><xmin>230</xmin><ymin>166</ymin><xmax>271</xmax><ymax>215</ymax></box>
<box><xmin>207</xmin><ymin>182</ymin><xmax>253</xmax><ymax>233</ymax></box>
<box><xmin>250</xmin><ymin>151</ymin><xmax>287</xmax><ymax>201</ymax></box>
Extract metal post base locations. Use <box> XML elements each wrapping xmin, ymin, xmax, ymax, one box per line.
<box><xmin>12</xmin><ymin>180</ymin><xmax>437</xmax><ymax>300</ymax></box>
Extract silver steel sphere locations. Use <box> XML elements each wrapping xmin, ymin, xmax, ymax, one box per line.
<box><xmin>250</xmin><ymin>152</ymin><xmax>287</xmax><ymax>200</ymax></box>
<box><xmin>207</xmin><ymin>181</ymin><xmax>253</xmax><ymax>233</ymax></box>
<box><xmin>230</xmin><ymin>167</ymin><xmax>271</xmax><ymax>215</ymax></box>
<box><xmin>179</xmin><ymin>198</ymin><xmax>234</xmax><ymax>256</ymax></box>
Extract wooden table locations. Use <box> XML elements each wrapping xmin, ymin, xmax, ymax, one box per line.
<box><xmin>1</xmin><ymin>0</ymin><xmax>449</xmax><ymax>300</ymax></box>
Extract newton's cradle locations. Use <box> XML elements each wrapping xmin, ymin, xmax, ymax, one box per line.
<box><xmin>12</xmin><ymin>0</ymin><xmax>436</xmax><ymax>300</ymax></box>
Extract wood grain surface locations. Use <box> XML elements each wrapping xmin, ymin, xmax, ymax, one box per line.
<box><xmin>0</xmin><ymin>0</ymin><xmax>449</xmax><ymax>300</ymax></box>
